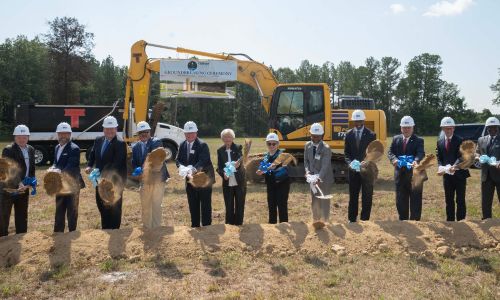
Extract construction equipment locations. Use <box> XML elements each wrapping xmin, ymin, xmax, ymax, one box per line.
<box><xmin>124</xmin><ymin>40</ymin><xmax>387</xmax><ymax>182</ymax></box>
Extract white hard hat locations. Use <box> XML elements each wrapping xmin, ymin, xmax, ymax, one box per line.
<box><xmin>102</xmin><ymin>116</ymin><xmax>119</xmax><ymax>128</ymax></box>
<box><xmin>485</xmin><ymin>117</ymin><xmax>500</xmax><ymax>127</ymax></box>
<box><xmin>265</xmin><ymin>132</ymin><xmax>279</xmax><ymax>142</ymax></box>
<box><xmin>400</xmin><ymin>116</ymin><xmax>415</xmax><ymax>127</ymax></box>
<box><xmin>309</xmin><ymin>123</ymin><xmax>324</xmax><ymax>135</ymax></box>
<box><xmin>136</xmin><ymin>121</ymin><xmax>151</xmax><ymax>132</ymax></box>
<box><xmin>440</xmin><ymin>117</ymin><xmax>455</xmax><ymax>127</ymax></box>
<box><xmin>183</xmin><ymin>121</ymin><xmax>198</xmax><ymax>133</ymax></box>
<box><xmin>13</xmin><ymin>124</ymin><xmax>30</xmax><ymax>136</ymax></box>
<box><xmin>351</xmin><ymin>109</ymin><xmax>366</xmax><ymax>121</ymax></box>
<box><xmin>56</xmin><ymin>122</ymin><xmax>72</xmax><ymax>133</ymax></box>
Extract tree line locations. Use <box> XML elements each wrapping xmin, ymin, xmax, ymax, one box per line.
<box><xmin>1</xmin><ymin>17</ymin><xmax>499</xmax><ymax>136</ymax></box>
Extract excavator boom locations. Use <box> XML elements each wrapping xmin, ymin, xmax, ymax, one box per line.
<box><xmin>125</xmin><ymin>40</ymin><xmax>278</xmax><ymax>123</ymax></box>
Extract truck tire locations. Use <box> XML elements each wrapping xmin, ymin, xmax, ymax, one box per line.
<box><xmin>162</xmin><ymin>141</ymin><xmax>178</xmax><ymax>161</ymax></box>
<box><xmin>34</xmin><ymin>145</ymin><xmax>49</xmax><ymax>166</ymax></box>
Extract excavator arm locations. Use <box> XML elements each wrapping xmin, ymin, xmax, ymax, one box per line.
<box><xmin>124</xmin><ymin>40</ymin><xmax>278</xmax><ymax>123</ymax></box>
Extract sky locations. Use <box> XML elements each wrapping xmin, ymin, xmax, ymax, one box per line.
<box><xmin>1</xmin><ymin>0</ymin><xmax>499</xmax><ymax>113</ymax></box>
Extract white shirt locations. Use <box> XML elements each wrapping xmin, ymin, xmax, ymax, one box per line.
<box><xmin>186</xmin><ymin>141</ymin><xmax>193</xmax><ymax>161</ymax></box>
<box><xmin>57</xmin><ymin>143</ymin><xmax>67</xmax><ymax>162</ymax></box>
<box><xmin>226</xmin><ymin>149</ymin><xmax>238</xmax><ymax>187</ymax></box>
<box><xmin>20</xmin><ymin>146</ymin><xmax>29</xmax><ymax>177</ymax></box>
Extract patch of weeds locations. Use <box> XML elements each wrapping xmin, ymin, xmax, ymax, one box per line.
<box><xmin>323</xmin><ymin>271</ymin><xmax>343</xmax><ymax>287</ymax></box>
<box><xmin>154</xmin><ymin>257</ymin><xmax>183</xmax><ymax>279</ymax></box>
<box><xmin>473</xmin><ymin>282</ymin><xmax>496</xmax><ymax>300</ymax></box>
<box><xmin>100</xmin><ymin>259</ymin><xmax>122</xmax><ymax>272</ymax></box>
<box><xmin>271</xmin><ymin>263</ymin><xmax>288</xmax><ymax>276</ymax></box>
<box><xmin>438</xmin><ymin>258</ymin><xmax>474</xmax><ymax>284</ymax></box>
<box><xmin>304</xmin><ymin>255</ymin><xmax>328</xmax><ymax>268</ymax></box>
<box><xmin>410</xmin><ymin>256</ymin><xmax>438</xmax><ymax>270</ymax></box>
<box><xmin>207</xmin><ymin>283</ymin><xmax>220</xmax><ymax>293</ymax></box>
<box><xmin>0</xmin><ymin>283</ymin><xmax>21</xmax><ymax>297</ymax></box>
<box><xmin>462</xmin><ymin>253</ymin><xmax>500</xmax><ymax>282</ymax></box>
<box><xmin>39</xmin><ymin>263</ymin><xmax>71</xmax><ymax>281</ymax></box>
<box><xmin>224</xmin><ymin>291</ymin><xmax>241</xmax><ymax>300</ymax></box>
<box><xmin>221</xmin><ymin>251</ymin><xmax>247</xmax><ymax>270</ymax></box>
<box><xmin>203</xmin><ymin>257</ymin><xmax>226</xmax><ymax>277</ymax></box>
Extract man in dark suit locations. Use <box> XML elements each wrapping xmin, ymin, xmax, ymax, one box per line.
<box><xmin>51</xmin><ymin>122</ymin><xmax>85</xmax><ymax>232</ymax></box>
<box><xmin>0</xmin><ymin>125</ymin><xmax>36</xmax><ymax>236</ymax></box>
<box><xmin>176</xmin><ymin>121</ymin><xmax>215</xmax><ymax>227</ymax></box>
<box><xmin>344</xmin><ymin>110</ymin><xmax>377</xmax><ymax>222</ymax></box>
<box><xmin>388</xmin><ymin>116</ymin><xmax>425</xmax><ymax>221</ymax></box>
<box><xmin>476</xmin><ymin>116</ymin><xmax>500</xmax><ymax>219</ymax></box>
<box><xmin>436</xmin><ymin>117</ymin><xmax>470</xmax><ymax>221</ymax></box>
<box><xmin>85</xmin><ymin>116</ymin><xmax>127</xmax><ymax>229</ymax></box>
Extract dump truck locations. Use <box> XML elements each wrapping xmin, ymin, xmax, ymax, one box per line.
<box><xmin>15</xmin><ymin>101</ymin><xmax>185</xmax><ymax>166</ymax></box>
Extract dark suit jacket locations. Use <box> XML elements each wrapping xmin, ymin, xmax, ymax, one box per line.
<box><xmin>53</xmin><ymin>142</ymin><xmax>85</xmax><ymax>188</ymax></box>
<box><xmin>476</xmin><ymin>134</ymin><xmax>500</xmax><ymax>182</ymax></box>
<box><xmin>131</xmin><ymin>137</ymin><xmax>170</xmax><ymax>181</ymax></box>
<box><xmin>436</xmin><ymin>135</ymin><xmax>470</xmax><ymax>180</ymax></box>
<box><xmin>176</xmin><ymin>138</ymin><xmax>215</xmax><ymax>184</ymax></box>
<box><xmin>344</xmin><ymin>127</ymin><xmax>376</xmax><ymax>165</ymax></box>
<box><xmin>87</xmin><ymin>135</ymin><xmax>127</xmax><ymax>180</ymax></box>
<box><xmin>2</xmin><ymin>143</ymin><xmax>36</xmax><ymax>189</ymax></box>
<box><xmin>387</xmin><ymin>134</ymin><xmax>425</xmax><ymax>181</ymax></box>
<box><xmin>216</xmin><ymin>143</ymin><xmax>245</xmax><ymax>187</ymax></box>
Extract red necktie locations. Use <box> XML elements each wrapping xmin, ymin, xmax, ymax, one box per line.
<box><xmin>403</xmin><ymin>138</ymin><xmax>408</xmax><ymax>153</ymax></box>
<box><xmin>445</xmin><ymin>138</ymin><xmax>450</xmax><ymax>152</ymax></box>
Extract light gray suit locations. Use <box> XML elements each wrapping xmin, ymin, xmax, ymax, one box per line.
<box><xmin>476</xmin><ymin>134</ymin><xmax>500</xmax><ymax>219</ymax></box>
<box><xmin>304</xmin><ymin>140</ymin><xmax>333</xmax><ymax>222</ymax></box>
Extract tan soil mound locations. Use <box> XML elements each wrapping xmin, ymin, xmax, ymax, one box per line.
<box><xmin>188</xmin><ymin>172</ymin><xmax>211</xmax><ymax>188</ymax></box>
<box><xmin>0</xmin><ymin>220</ymin><xmax>498</xmax><ymax>270</ymax></box>
<box><xmin>365</xmin><ymin>140</ymin><xmax>384</xmax><ymax>162</ymax></box>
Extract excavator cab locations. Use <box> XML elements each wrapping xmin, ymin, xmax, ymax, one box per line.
<box><xmin>269</xmin><ymin>84</ymin><xmax>329</xmax><ymax>146</ymax></box>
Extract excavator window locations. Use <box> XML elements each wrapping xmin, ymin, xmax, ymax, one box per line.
<box><xmin>276</xmin><ymin>91</ymin><xmax>304</xmax><ymax>135</ymax></box>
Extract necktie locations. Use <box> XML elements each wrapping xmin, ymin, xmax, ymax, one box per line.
<box><xmin>356</xmin><ymin>130</ymin><xmax>361</xmax><ymax>148</ymax></box>
<box><xmin>142</xmin><ymin>142</ymin><xmax>147</xmax><ymax>157</ymax></box>
<box><xmin>187</xmin><ymin>142</ymin><xmax>191</xmax><ymax>162</ymax></box>
<box><xmin>402</xmin><ymin>138</ymin><xmax>408</xmax><ymax>153</ymax></box>
<box><xmin>488</xmin><ymin>136</ymin><xmax>495</xmax><ymax>154</ymax></box>
<box><xmin>101</xmin><ymin>139</ymin><xmax>109</xmax><ymax>157</ymax></box>
<box><xmin>313</xmin><ymin>145</ymin><xmax>317</xmax><ymax>158</ymax></box>
<box><xmin>445</xmin><ymin>138</ymin><xmax>450</xmax><ymax>152</ymax></box>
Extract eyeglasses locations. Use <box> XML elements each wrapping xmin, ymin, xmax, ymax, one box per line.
<box><xmin>266</xmin><ymin>142</ymin><xmax>277</xmax><ymax>146</ymax></box>
<box><xmin>139</xmin><ymin>131</ymin><xmax>150</xmax><ymax>134</ymax></box>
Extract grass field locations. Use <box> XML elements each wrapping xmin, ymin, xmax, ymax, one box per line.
<box><xmin>0</xmin><ymin>136</ymin><xmax>499</xmax><ymax>299</ymax></box>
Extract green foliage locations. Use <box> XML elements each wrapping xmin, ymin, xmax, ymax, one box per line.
<box><xmin>491</xmin><ymin>68</ymin><xmax>500</xmax><ymax>105</ymax></box>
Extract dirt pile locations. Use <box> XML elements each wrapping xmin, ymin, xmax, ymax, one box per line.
<box><xmin>0</xmin><ymin>219</ymin><xmax>498</xmax><ymax>270</ymax></box>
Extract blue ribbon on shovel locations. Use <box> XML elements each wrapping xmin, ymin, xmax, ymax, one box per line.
<box><xmin>397</xmin><ymin>155</ymin><xmax>415</xmax><ymax>169</ymax></box>
<box><xmin>88</xmin><ymin>168</ymin><xmax>101</xmax><ymax>187</ymax></box>
<box><xmin>349</xmin><ymin>160</ymin><xmax>361</xmax><ymax>172</ymax></box>
<box><xmin>224</xmin><ymin>161</ymin><xmax>237</xmax><ymax>177</ymax></box>
<box><xmin>22</xmin><ymin>177</ymin><xmax>37</xmax><ymax>195</ymax></box>
<box><xmin>479</xmin><ymin>155</ymin><xmax>498</xmax><ymax>166</ymax></box>
<box><xmin>132</xmin><ymin>167</ymin><xmax>143</xmax><ymax>176</ymax></box>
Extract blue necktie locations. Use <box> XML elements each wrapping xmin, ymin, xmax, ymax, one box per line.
<box><xmin>101</xmin><ymin>139</ymin><xmax>109</xmax><ymax>157</ymax></box>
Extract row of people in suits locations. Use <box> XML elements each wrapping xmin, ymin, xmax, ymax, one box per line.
<box><xmin>345</xmin><ymin>111</ymin><xmax>500</xmax><ymax>223</ymax></box>
<box><xmin>2</xmin><ymin>112</ymin><xmax>500</xmax><ymax>237</ymax></box>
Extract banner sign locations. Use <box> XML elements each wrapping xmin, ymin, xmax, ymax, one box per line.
<box><xmin>160</xmin><ymin>59</ymin><xmax>237</xmax><ymax>83</ymax></box>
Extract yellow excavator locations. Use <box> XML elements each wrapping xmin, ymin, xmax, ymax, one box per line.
<box><xmin>123</xmin><ymin>40</ymin><xmax>387</xmax><ymax>182</ymax></box>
